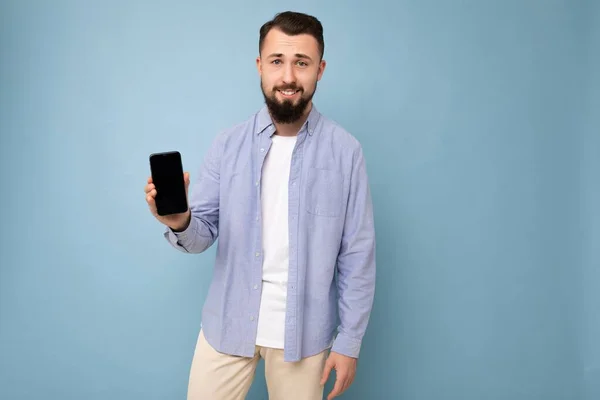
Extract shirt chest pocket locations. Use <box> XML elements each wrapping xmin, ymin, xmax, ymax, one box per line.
<box><xmin>304</xmin><ymin>167</ymin><xmax>344</xmax><ymax>218</ymax></box>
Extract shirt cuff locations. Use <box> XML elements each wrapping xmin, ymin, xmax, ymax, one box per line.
<box><xmin>164</xmin><ymin>217</ymin><xmax>196</xmax><ymax>248</ymax></box>
<box><xmin>331</xmin><ymin>331</ymin><xmax>362</xmax><ymax>359</ymax></box>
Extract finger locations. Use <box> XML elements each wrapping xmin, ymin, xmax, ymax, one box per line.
<box><xmin>327</xmin><ymin>374</ymin><xmax>345</xmax><ymax>400</ymax></box>
<box><xmin>144</xmin><ymin>183</ymin><xmax>155</xmax><ymax>194</ymax></box>
<box><xmin>340</xmin><ymin>373</ymin><xmax>354</xmax><ymax>395</ymax></box>
<box><xmin>146</xmin><ymin>193</ymin><xmax>158</xmax><ymax>215</ymax></box>
<box><xmin>146</xmin><ymin>192</ymin><xmax>156</xmax><ymax>204</ymax></box>
<box><xmin>184</xmin><ymin>172</ymin><xmax>190</xmax><ymax>192</ymax></box>
<box><xmin>147</xmin><ymin>176</ymin><xmax>153</xmax><ymax>184</ymax></box>
<box><xmin>320</xmin><ymin>361</ymin><xmax>333</xmax><ymax>386</ymax></box>
<box><xmin>347</xmin><ymin>371</ymin><xmax>356</xmax><ymax>389</ymax></box>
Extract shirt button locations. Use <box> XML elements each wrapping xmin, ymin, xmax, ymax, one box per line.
<box><xmin>260</xmin><ymin>148</ymin><xmax>265</xmax><ymax>152</ymax></box>
<box><xmin>255</xmin><ymin>252</ymin><xmax>260</xmax><ymax>257</ymax></box>
<box><xmin>253</xmin><ymin>284</ymin><xmax>258</xmax><ymax>290</ymax></box>
<box><xmin>255</xmin><ymin>181</ymin><xmax>259</xmax><ymax>186</ymax></box>
<box><xmin>250</xmin><ymin>316</ymin><xmax>255</xmax><ymax>321</ymax></box>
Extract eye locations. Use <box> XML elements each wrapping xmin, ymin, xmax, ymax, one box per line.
<box><xmin>296</xmin><ymin>61</ymin><xmax>308</xmax><ymax>67</ymax></box>
<box><xmin>271</xmin><ymin>59</ymin><xmax>282</xmax><ymax>65</ymax></box>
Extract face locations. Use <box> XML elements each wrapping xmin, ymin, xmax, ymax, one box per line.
<box><xmin>257</xmin><ymin>28</ymin><xmax>326</xmax><ymax>124</ymax></box>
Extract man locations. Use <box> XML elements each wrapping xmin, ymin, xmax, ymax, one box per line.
<box><xmin>144</xmin><ymin>11</ymin><xmax>376</xmax><ymax>400</ymax></box>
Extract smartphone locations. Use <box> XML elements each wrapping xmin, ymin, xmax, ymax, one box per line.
<box><xmin>149</xmin><ymin>151</ymin><xmax>188</xmax><ymax>216</ymax></box>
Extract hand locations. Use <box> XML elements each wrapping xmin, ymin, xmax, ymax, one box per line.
<box><xmin>320</xmin><ymin>351</ymin><xmax>357</xmax><ymax>399</ymax></box>
<box><xmin>144</xmin><ymin>172</ymin><xmax>191</xmax><ymax>231</ymax></box>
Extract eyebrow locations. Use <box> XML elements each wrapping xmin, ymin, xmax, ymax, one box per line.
<box><xmin>267</xmin><ymin>53</ymin><xmax>313</xmax><ymax>61</ymax></box>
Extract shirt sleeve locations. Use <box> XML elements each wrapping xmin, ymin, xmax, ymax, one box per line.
<box><xmin>331</xmin><ymin>144</ymin><xmax>377</xmax><ymax>358</ymax></box>
<box><xmin>163</xmin><ymin>133</ymin><xmax>224</xmax><ymax>254</ymax></box>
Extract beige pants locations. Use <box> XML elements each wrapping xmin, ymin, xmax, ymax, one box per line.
<box><xmin>187</xmin><ymin>330</ymin><xmax>329</xmax><ymax>400</ymax></box>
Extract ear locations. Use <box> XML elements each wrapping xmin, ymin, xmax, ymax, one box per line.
<box><xmin>317</xmin><ymin>59</ymin><xmax>327</xmax><ymax>81</ymax></box>
<box><xmin>256</xmin><ymin>56</ymin><xmax>262</xmax><ymax>75</ymax></box>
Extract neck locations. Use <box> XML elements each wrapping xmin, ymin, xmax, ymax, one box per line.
<box><xmin>272</xmin><ymin>102</ymin><xmax>312</xmax><ymax>137</ymax></box>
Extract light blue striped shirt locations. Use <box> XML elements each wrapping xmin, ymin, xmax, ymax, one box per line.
<box><xmin>164</xmin><ymin>104</ymin><xmax>376</xmax><ymax>362</ymax></box>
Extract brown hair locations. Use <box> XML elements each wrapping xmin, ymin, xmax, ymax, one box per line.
<box><xmin>259</xmin><ymin>11</ymin><xmax>325</xmax><ymax>60</ymax></box>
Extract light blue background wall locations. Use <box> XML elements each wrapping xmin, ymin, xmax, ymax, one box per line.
<box><xmin>582</xmin><ymin>0</ymin><xmax>600</xmax><ymax>398</ymax></box>
<box><xmin>1</xmin><ymin>1</ymin><xmax>597</xmax><ymax>399</ymax></box>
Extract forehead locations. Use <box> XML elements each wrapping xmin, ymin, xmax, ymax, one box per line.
<box><xmin>261</xmin><ymin>28</ymin><xmax>320</xmax><ymax>58</ymax></box>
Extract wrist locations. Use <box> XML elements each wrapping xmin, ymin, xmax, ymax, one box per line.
<box><xmin>170</xmin><ymin>211</ymin><xmax>191</xmax><ymax>232</ymax></box>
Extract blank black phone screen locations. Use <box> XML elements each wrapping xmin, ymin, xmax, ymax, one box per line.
<box><xmin>149</xmin><ymin>151</ymin><xmax>188</xmax><ymax>216</ymax></box>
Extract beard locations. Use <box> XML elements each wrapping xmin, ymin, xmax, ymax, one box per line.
<box><xmin>261</xmin><ymin>80</ymin><xmax>316</xmax><ymax>124</ymax></box>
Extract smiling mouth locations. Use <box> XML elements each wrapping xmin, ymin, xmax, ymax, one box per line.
<box><xmin>278</xmin><ymin>89</ymin><xmax>300</xmax><ymax>96</ymax></box>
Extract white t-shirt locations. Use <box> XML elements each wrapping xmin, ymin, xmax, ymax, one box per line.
<box><xmin>255</xmin><ymin>134</ymin><xmax>297</xmax><ymax>349</ymax></box>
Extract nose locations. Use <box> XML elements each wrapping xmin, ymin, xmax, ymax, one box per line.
<box><xmin>282</xmin><ymin>63</ymin><xmax>296</xmax><ymax>85</ymax></box>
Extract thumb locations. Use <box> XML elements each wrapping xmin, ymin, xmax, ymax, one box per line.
<box><xmin>184</xmin><ymin>172</ymin><xmax>190</xmax><ymax>193</ymax></box>
<box><xmin>320</xmin><ymin>357</ymin><xmax>334</xmax><ymax>386</ymax></box>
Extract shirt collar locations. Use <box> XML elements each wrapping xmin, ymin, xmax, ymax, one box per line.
<box><xmin>255</xmin><ymin>104</ymin><xmax>321</xmax><ymax>136</ymax></box>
